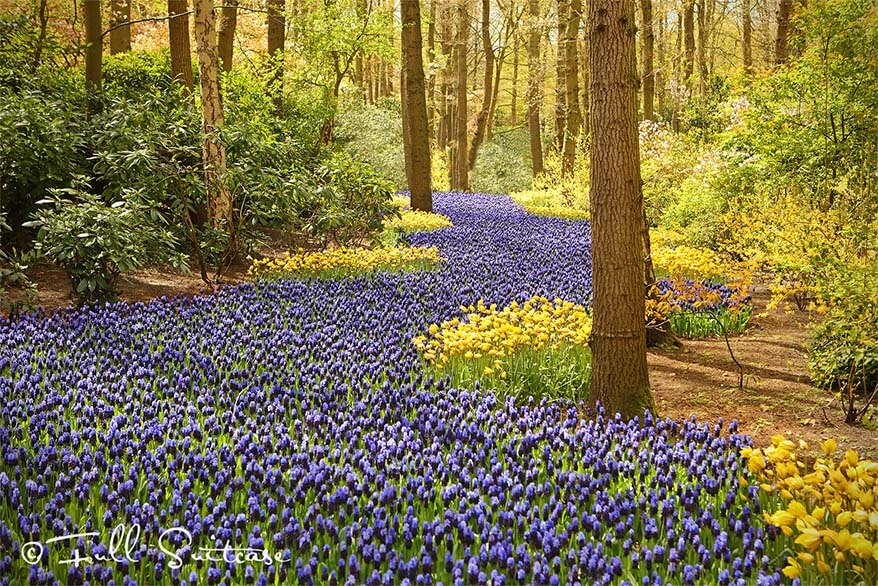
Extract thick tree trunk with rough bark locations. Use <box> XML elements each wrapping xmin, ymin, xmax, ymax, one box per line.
<box><xmin>450</xmin><ymin>0</ymin><xmax>469</xmax><ymax>191</ymax></box>
<box><xmin>742</xmin><ymin>0</ymin><xmax>753</xmax><ymax>74</ymax></box>
<box><xmin>83</xmin><ymin>0</ymin><xmax>102</xmax><ymax>115</ymax></box>
<box><xmin>588</xmin><ymin>0</ymin><xmax>654</xmax><ymax>419</ymax></box>
<box><xmin>554</xmin><ymin>0</ymin><xmax>569</xmax><ymax>151</ymax></box>
<box><xmin>526</xmin><ymin>0</ymin><xmax>544</xmax><ymax>177</ymax></box>
<box><xmin>109</xmin><ymin>0</ymin><xmax>131</xmax><ymax>54</ymax></box>
<box><xmin>468</xmin><ymin>0</ymin><xmax>494</xmax><ymax>171</ymax></box>
<box><xmin>640</xmin><ymin>0</ymin><xmax>654</xmax><ymax>120</ymax></box>
<box><xmin>696</xmin><ymin>0</ymin><xmax>707</xmax><ymax>96</ymax></box>
<box><xmin>561</xmin><ymin>0</ymin><xmax>581</xmax><ymax>175</ymax></box>
<box><xmin>168</xmin><ymin>0</ymin><xmax>194</xmax><ymax>94</ymax></box>
<box><xmin>193</xmin><ymin>0</ymin><xmax>232</xmax><ymax>230</ymax></box>
<box><xmin>267</xmin><ymin>0</ymin><xmax>286</xmax><ymax>114</ymax></box>
<box><xmin>427</xmin><ymin>0</ymin><xmax>437</xmax><ymax>139</ymax></box>
<box><xmin>775</xmin><ymin>0</ymin><xmax>792</xmax><ymax>65</ymax></box>
<box><xmin>401</xmin><ymin>0</ymin><xmax>433</xmax><ymax>210</ymax></box>
<box><xmin>217</xmin><ymin>0</ymin><xmax>238</xmax><ymax>72</ymax></box>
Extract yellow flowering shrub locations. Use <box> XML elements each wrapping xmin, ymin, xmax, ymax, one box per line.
<box><xmin>741</xmin><ymin>436</ymin><xmax>878</xmax><ymax>583</ymax></box>
<box><xmin>248</xmin><ymin>246</ymin><xmax>444</xmax><ymax>279</ymax></box>
<box><xmin>385</xmin><ymin>209</ymin><xmax>453</xmax><ymax>233</ymax></box>
<box><xmin>413</xmin><ymin>296</ymin><xmax>592</xmax><ymax>401</ymax></box>
<box><xmin>512</xmin><ymin>191</ymin><xmax>589</xmax><ymax>221</ymax></box>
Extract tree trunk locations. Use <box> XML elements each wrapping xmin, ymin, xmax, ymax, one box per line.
<box><xmin>109</xmin><ymin>0</ymin><xmax>131</xmax><ymax>54</ymax></box>
<box><xmin>526</xmin><ymin>0</ymin><xmax>544</xmax><ymax>177</ymax></box>
<box><xmin>401</xmin><ymin>67</ymin><xmax>414</xmax><ymax>185</ymax></box>
<box><xmin>267</xmin><ymin>0</ymin><xmax>286</xmax><ymax>114</ymax></box>
<box><xmin>554</xmin><ymin>0</ymin><xmax>569</xmax><ymax>151</ymax></box>
<box><xmin>193</xmin><ymin>0</ymin><xmax>233</xmax><ymax>230</ymax></box>
<box><xmin>402</xmin><ymin>0</ymin><xmax>434</xmax><ymax>211</ymax></box>
<box><xmin>695</xmin><ymin>0</ymin><xmax>707</xmax><ymax>96</ymax></box>
<box><xmin>510</xmin><ymin>32</ymin><xmax>519</xmax><ymax>124</ymax></box>
<box><xmin>588</xmin><ymin>0</ymin><xmax>654</xmax><ymax>419</ymax></box>
<box><xmin>682</xmin><ymin>0</ymin><xmax>695</xmax><ymax>87</ymax></box>
<box><xmin>217</xmin><ymin>0</ymin><xmax>238</xmax><ymax>72</ymax></box>
<box><xmin>655</xmin><ymin>6</ymin><xmax>665</xmax><ymax>117</ymax></box>
<box><xmin>560</xmin><ymin>0</ymin><xmax>581</xmax><ymax>175</ymax></box>
<box><xmin>486</xmin><ymin>41</ymin><xmax>504</xmax><ymax>141</ymax></box>
<box><xmin>451</xmin><ymin>0</ymin><xmax>469</xmax><ymax>191</ymax></box>
<box><xmin>468</xmin><ymin>0</ymin><xmax>494</xmax><ymax>171</ymax></box>
<box><xmin>168</xmin><ymin>0</ymin><xmax>194</xmax><ymax>94</ymax></box>
<box><xmin>742</xmin><ymin>0</ymin><xmax>753</xmax><ymax>74</ymax></box>
<box><xmin>438</xmin><ymin>0</ymin><xmax>453</xmax><ymax>149</ymax></box>
<box><xmin>640</xmin><ymin>0</ymin><xmax>654</xmax><ymax>120</ymax></box>
<box><xmin>427</xmin><ymin>0</ymin><xmax>437</xmax><ymax>141</ymax></box>
<box><xmin>775</xmin><ymin>0</ymin><xmax>791</xmax><ymax>65</ymax></box>
<box><xmin>579</xmin><ymin>36</ymin><xmax>588</xmax><ymax>136</ymax></box>
<box><xmin>82</xmin><ymin>0</ymin><xmax>102</xmax><ymax>116</ymax></box>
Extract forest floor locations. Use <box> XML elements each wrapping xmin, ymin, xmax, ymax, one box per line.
<box><xmin>7</xmin><ymin>265</ymin><xmax>877</xmax><ymax>456</ymax></box>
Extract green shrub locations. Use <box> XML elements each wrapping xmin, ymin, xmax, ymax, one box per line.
<box><xmin>472</xmin><ymin>127</ymin><xmax>533</xmax><ymax>194</ymax></box>
<box><xmin>335</xmin><ymin>100</ymin><xmax>406</xmax><ymax>188</ymax></box>
<box><xmin>28</xmin><ymin>188</ymin><xmax>180</xmax><ymax>302</ymax></box>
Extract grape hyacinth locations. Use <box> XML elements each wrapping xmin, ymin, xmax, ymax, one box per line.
<box><xmin>0</xmin><ymin>194</ymin><xmax>784</xmax><ymax>584</ymax></box>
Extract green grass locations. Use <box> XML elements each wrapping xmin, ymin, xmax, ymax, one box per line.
<box><xmin>669</xmin><ymin>306</ymin><xmax>753</xmax><ymax>339</ymax></box>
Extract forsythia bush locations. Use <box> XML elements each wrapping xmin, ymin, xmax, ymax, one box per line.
<box><xmin>248</xmin><ymin>246</ymin><xmax>444</xmax><ymax>279</ymax></box>
<box><xmin>742</xmin><ymin>437</ymin><xmax>878</xmax><ymax>583</ymax></box>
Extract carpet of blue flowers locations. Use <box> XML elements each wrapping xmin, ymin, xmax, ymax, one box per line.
<box><xmin>1</xmin><ymin>194</ymin><xmax>787</xmax><ymax>585</ymax></box>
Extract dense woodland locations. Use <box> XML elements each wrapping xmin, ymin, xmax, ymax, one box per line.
<box><xmin>0</xmin><ymin>1</ymin><xmax>877</xmax><ymax>583</ymax></box>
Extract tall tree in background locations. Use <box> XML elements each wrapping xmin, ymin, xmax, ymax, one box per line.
<box><xmin>526</xmin><ymin>0</ymin><xmax>544</xmax><ymax>177</ymax></box>
<box><xmin>588</xmin><ymin>0</ymin><xmax>654</xmax><ymax>418</ymax></box>
<box><xmin>109</xmin><ymin>0</ymin><xmax>131</xmax><ymax>54</ymax></box>
<box><xmin>82</xmin><ymin>0</ymin><xmax>102</xmax><ymax>116</ymax></box>
<box><xmin>468</xmin><ymin>0</ymin><xmax>494</xmax><ymax>170</ymax></box>
<box><xmin>217</xmin><ymin>0</ymin><xmax>238</xmax><ymax>72</ymax></box>
<box><xmin>168</xmin><ymin>0</ymin><xmax>194</xmax><ymax>94</ymax></box>
<box><xmin>560</xmin><ymin>0</ymin><xmax>581</xmax><ymax>175</ymax></box>
<box><xmin>695</xmin><ymin>0</ymin><xmax>708</xmax><ymax>95</ymax></box>
<box><xmin>450</xmin><ymin>0</ymin><xmax>469</xmax><ymax>190</ymax></box>
<box><xmin>554</xmin><ymin>0</ymin><xmax>569</xmax><ymax>150</ymax></box>
<box><xmin>267</xmin><ymin>0</ymin><xmax>286</xmax><ymax>114</ymax></box>
<box><xmin>427</xmin><ymin>0</ymin><xmax>437</xmax><ymax>138</ymax></box>
<box><xmin>401</xmin><ymin>0</ymin><xmax>433</xmax><ymax>211</ymax></box>
<box><xmin>682</xmin><ymin>0</ymin><xmax>695</xmax><ymax>86</ymax></box>
<box><xmin>640</xmin><ymin>0</ymin><xmax>655</xmax><ymax>120</ymax></box>
<box><xmin>775</xmin><ymin>0</ymin><xmax>792</xmax><ymax>65</ymax></box>
<box><xmin>510</xmin><ymin>31</ymin><xmax>519</xmax><ymax>124</ymax></box>
<box><xmin>193</xmin><ymin>0</ymin><xmax>233</xmax><ymax>231</ymax></box>
<box><xmin>742</xmin><ymin>0</ymin><xmax>753</xmax><ymax>74</ymax></box>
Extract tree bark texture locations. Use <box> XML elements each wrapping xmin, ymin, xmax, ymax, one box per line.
<box><xmin>82</xmin><ymin>0</ymin><xmax>102</xmax><ymax>115</ymax></box>
<box><xmin>561</xmin><ymin>0</ymin><xmax>581</xmax><ymax>175</ymax></box>
<box><xmin>401</xmin><ymin>0</ymin><xmax>433</xmax><ymax>210</ymax></box>
<box><xmin>742</xmin><ymin>0</ymin><xmax>753</xmax><ymax>74</ymax></box>
<box><xmin>451</xmin><ymin>0</ymin><xmax>469</xmax><ymax>191</ymax></box>
<box><xmin>640</xmin><ymin>0</ymin><xmax>654</xmax><ymax>120</ymax></box>
<box><xmin>193</xmin><ymin>0</ymin><xmax>233</xmax><ymax>229</ymax></box>
<box><xmin>696</xmin><ymin>0</ymin><xmax>708</xmax><ymax>95</ymax></box>
<box><xmin>526</xmin><ymin>0</ymin><xmax>544</xmax><ymax>177</ymax></box>
<box><xmin>510</xmin><ymin>32</ymin><xmax>519</xmax><ymax>124</ymax></box>
<box><xmin>217</xmin><ymin>0</ymin><xmax>238</xmax><ymax>72</ymax></box>
<box><xmin>168</xmin><ymin>0</ymin><xmax>194</xmax><ymax>94</ymax></box>
<box><xmin>109</xmin><ymin>0</ymin><xmax>131</xmax><ymax>54</ymax></box>
<box><xmin>554</xmin><ymin>0</ymin><xmax>569</xmax><ymax>151</ymax></box>
<box><xmin>682</xmin><ymin>0</ymin><xmax>695</xmax><ymax>86</ymax></box>
<box><xmin>588</xmin><ymin>0</ymin><xmax>654</xmax><ymax>419</ymax></box>
<box><xmin>267</xmin><ymin>0</ymin><xmax>286</xmax><ymax>114</ymax></box>
<box><xmin>775</xmin><ymin>0</ymin><xmax>791</xmax><ymax>65</ymax></box>
<box><xmin>468</xmin><ymin>0</ymin><xmax>494</xmax><ymax>171</ymax></box>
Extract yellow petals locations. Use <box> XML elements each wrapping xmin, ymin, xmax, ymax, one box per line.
<box><xmin>248</xmin><ymin>246</ymin><xmax>444</xmax><ymax>279</ymax></box>
<box><xmin>822</xmin><ymin>439</ymin><xmax>838</xmax><ymax>456</ymax></box>
<box><xmin>837</xmin><ymin>511</ymin><xmax>853</xmax><ymax>527</ymax></box>
<box><xmin>794</xmin><ymin>528</ymin><xmax>823</xmax><ymax>550</ymax></box>
<box><xmin>781</xmin><ymin>558</ymin><xmax>801</xmax><ymax>579</ymax></box>
<box><xmin>385</xmin><ymin>209</ymin><xmax>453</xmax><ymax>233</ymax></box>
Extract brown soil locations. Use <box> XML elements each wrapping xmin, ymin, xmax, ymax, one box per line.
<box><xmin>5</xmin><ymin>268</ymin><xmax>877</xmax><ymax>454</ymax></box>
<box><xmin>649</xmin><ymin>288</ymin><xmax>877</xmax><ymax>457</ymax></box>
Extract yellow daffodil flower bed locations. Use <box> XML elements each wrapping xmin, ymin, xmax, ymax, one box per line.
<box><xmin>385</xmin><ymin>209</ymin><xmax>453</xmax><ymax>233</ymax></box>
<box><xmin>742</xmin><ymin>436</ymin><xmax>878</xmax><ymax>583</ymax></box>
<box><xmin>511</xmin><ymin>192</ymin><xmax>589</xmax><ymax>221</ymax></box>
<box><xmin>248</xmin><ymin>246</ymin><xmax>444</xmax><ymax>280</ymax></box>
<box><xmin>413</xmin><ymin>296</ymin><xmax>592</xmax><ymax>401</ymax></box>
